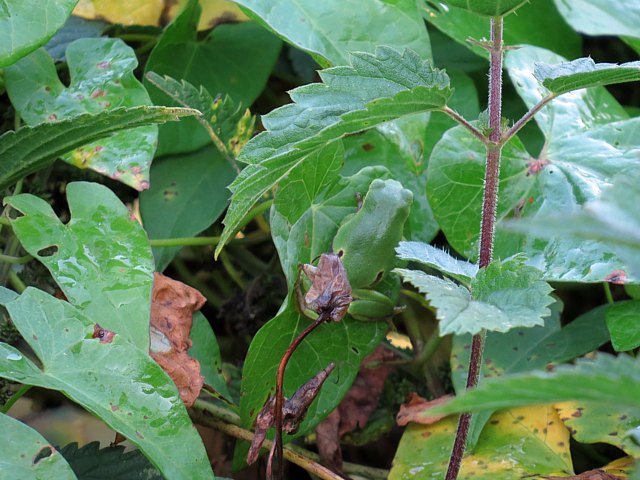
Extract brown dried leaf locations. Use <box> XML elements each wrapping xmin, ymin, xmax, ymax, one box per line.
<box><xmin>315</xmin><ymin>409</ymin><xmax>342</xmax><ymax>473</ymax></box>
<box><xmin>301</xmin><ymin>253</ymin><xmax>352</xmax><ymax>322</ymax></box>
<box><xmin>396</xmin><ymin>393</ymin><xmax>452</xmax><ymax>427</ymax></box>
<box><xmin>149</xmin><ymin>272</ymin><xmax>206</xmax><ymax>408</ymax></box>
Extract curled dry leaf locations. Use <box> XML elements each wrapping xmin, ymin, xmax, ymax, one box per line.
<box><xmin>300</xmin><ymin>253</ymin><xmax>352</xmax><ymax>321</ymax></box>
<box><xmin>396</xmin><ymin>393</ymin><xmax>452</xmax><ymax>427</ymax></box>
<box><xmin>247</xmin><ymin>362</ymin><xmax>336</xmax><ymax>465</ymax></box>
<box><xmin>149</xmin><ymin>272</ymin><xmax>206</xmax><ymax>408</ymax></box>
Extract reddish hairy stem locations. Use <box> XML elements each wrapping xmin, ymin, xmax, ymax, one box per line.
<box><xmin>445</xmin><ymin>16</ymin><xmax>504</xmax><ymax>480</ymax></box>
<box><xmin>271</xmin><ymin>314</ymin><xmax>327</xmax><ymax>480</ymax></box>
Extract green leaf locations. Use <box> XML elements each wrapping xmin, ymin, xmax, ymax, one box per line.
<box><xmin>0</xmin><ymin>106</ymin><xmax>196</xmax><ymax>192</ymax></box>
<box><xmin>44</xmin><ymin>15</ymin><xmax>108</xmax><ymax>62</ymax></box>
<box><xmin>140</xmin><ymin>145</ymin><xmax>236</xmax><ymax>271</ymax></box>
<box><xmin>234</xmin><ymin>0</ymin><xmax>431</xmax><ymax>66</ymax></box>
<box><xmin>144</xmin><ymin>0</ymin><xmax>280</xmax><ymax>156</ymax></box>
<box><xmin>5</xmin><ymin>38</ymin><xmax>158</xmax><ymax>191</ymax></box>
<box><xmin>189</xmin><ymin>312</ymin><xmax>231</xmax><ymax>401</ymax></box>
<box><xmin>217</xmin><ymin>47</ymin><xmax>452</xmax><ymax>256</ymax></box>
<box><xmin>534</xmin><ymin>57</ymin><xmax>640</xmax><ymax>95</ymax></box>
<box><xmin>0</xmin><ymin>288</ymin><xmax>214</xmax><ymax>479</ymax></box>
<box><xmin>606</xmin><ymin>301</ymin><xmax>640</xmax><ymax>352</ymax></box>
<box><xmin>425</xmin><ymin>0</ymin><xmax>581</xmax><ymax>61</ymax></box>
<box><xmin>59</xmin><ymin>442</ymin><xmax>162</xmax><ymax>480</ymax></box>
<box><xmin>442</xmin><ymin>0</ymin><xmax>528</xmax><ymax>16</ymax></box>
<box><xmin>396</xmin><ymin>241</ymin><xmax>478</xmax><ymax>284</ymax></box>
<box><xmin>0</xmin><ymin>413</ymin><xmax>76</xmax><ymax>480</ymax></box>
<box><xmin>389</xmin><ymin>405</ymin><xmax>573</xmax><ymax>479</ymax></box>
<box><xmin>0</xmin><ymin>0</ymin><xmax>77</xmax><ymax>67</ymax></box>
<box><xmin>395</xmin><ymin>255</ymin><xmax>554</xmax><ymax>335</ymax></box>
<box><xmin>6</xmin><ymin>182</ymin><xmax>155</xmax><ymax>350</ymax></box>
<box><xmin>428</xmin><ymin>353</ymin><xmax>640</xmax><ymax>415</ymax></box>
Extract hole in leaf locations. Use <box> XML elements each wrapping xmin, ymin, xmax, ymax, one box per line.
<box><xmin>351</xmin><ymin>346</ymin><xmax>360</xmax><ymax>355</ymax></box>
<box><xmin>33</xmin><ymin>446</ymin><xmax>53</xmax><ymax>464</ymax></box>
<box><xmin>37</xmin><ymin>246</ymin><xmax>58</xmax><ymax>257</ymax></box>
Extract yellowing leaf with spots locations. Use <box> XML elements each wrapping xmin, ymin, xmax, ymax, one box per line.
<box><xmin>170</xmin><ymin>0</ymin><xmax>248</xmax><ymax>29</ymax></box>
<box><xmin>390</xmin><ymin>405</ymin><xmax>573</xmax><ymax>479</ymax></box>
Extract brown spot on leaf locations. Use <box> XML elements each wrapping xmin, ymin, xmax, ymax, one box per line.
<box><xmin>605</xmin><ymin>270</ymin><xmax>627</xmax><ymax>284</ymax></box>
<box><xmin>91</xmin><ymin>89</ymin><xmax>106</xmax><ymax>98</ymax></box>
<box><xmin>527</xmin><ymin>158</ymin><xmax>550</xmax><ymax>175</ymax></box>
<box><xmin>92</xmin><ymin>324</ymin><xmax>115</xmax><ymax>343</ymax></box>
<box><xmin>149</xmin><ymin>273</ymin><xmax>206</xmax><ymax>408</ymax></box>
<box><xmin>96</xmin><ymin>61</ymin><xmax>111</xmax><ymax>69</ymax></box>
<box><xmin>110</xmin><ymin>404</ymin><xmax>119</xmax><ymax>412</ymax></box>
<box><xmin>362</xmin><ymin>143</ymin><xmax>375</xmax><ymax>152</ymax></box>
<box><xmin>48</xmin><ymin>114</ymin><xmax>57</xmax><ymax>121</ymax></box>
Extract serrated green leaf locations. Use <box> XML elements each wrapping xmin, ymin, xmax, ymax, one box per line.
<box><xmin>0</xmin><ymin>0</ymin><xmax>78</xmax><ymax>68</ymax></box>
<box><xmin>59</xmin><ymin>441</ymin><xmax>162</xmax><ymax>480</ymax></box>
<box><xmin>442</xmin><ymin>0</ymin><xmax>528</xmax><ymax>16</ymax></box>
<box><xmin>5</xmin><ymin>38</ymin><xmax>158</xmax><ymax>190</ymax></box>
<box><xmin>0</xmin><ymin>106</ymin><xmax>195</xmax><ymax>192</ymax></box>
<box><xmin>428</xmin><ymin>353</ymin><xmax>640</xmax><ymax>415</ymax></box>
<box><xmin>606</xmin><ymin>301</ymin><xmax>640</xmax><ymax>352</ymax></box>
<box><xmin>0</xmin><ymin>413</ymin><xmax>76</xmax><ymax>480</ymax></box>
<box><xmin>140</xmin><ymin>145</ymin><xmax>236</xmax><ymax>271</ymax></box>
<box><xmin>396</xmin><ymin>241</ymin><xmax>478</xmax><ymax>284</ymax></box>
<box><xmin>0</xmin><ymin>288</ymin><xmax>213</xmax><ymax>479</ymax></box>
<box><xmin>189</xmin><ymin>312</ymin><xmax>231</xmax><ymax>401</ymax></box>
<box><xmin>425</xmin><ymin>0</ymin><xmax>581</xmax><ymax>60</ymax></box>
<box><xmin>144</xmin><ymin>0</ymin><xmax>280</xmax><ymax>156</ymax></box>
<box><xmin>396</xmin><ymin>256</ymin><xmax>553</xmax><ymax>335</ymax></box>
<box><xmin>6</xmin><ymin>182</ymin><xmax>154</xmax><ymax>350</ymax></box>
<box><xmin>534</xmin><ymin>57</ymin><xmax>640</xmax><ymax>95</ymax></box>
<box><xmin>234</xmin><ymin>0</ymin><xmax>431</xmax><ymax>66</ymax></box>
<box><xmin>218</xmin><ymin>47</ymin><xmax>452</xmax><ymax>256</ymax></box>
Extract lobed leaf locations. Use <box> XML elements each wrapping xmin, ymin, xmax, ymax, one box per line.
<box><xmin>0</xmin><ymin>288</ymin><xmax>214</xmax><ymax>479</ymax></box>
<box><xmin>534</xmin><ymin>57</ymin><xmax>640</xmax><ymax>95</ymax></box>
<box><xmin>6</xmin><ymin>182</ymin><xmax>155</xmax><ymax>350</ymax></box>
<box><xmin>0</xmin><ymin>413</ymin><xmax>76</xmax><ymax>480</ymax></box>
<box><xmin>217</xmin><ymin>47</ymin><xmax>452</xmax><ymax>256</ymax></box>
<box><xmin>5</xmin><ymin>38</ymin><xmax>159</xmax><ymax>190</ymax></box>
<box><xmin>0</xmin><ymin>106</ymin><xmax>197</xmax><ymax>192</ymax></box>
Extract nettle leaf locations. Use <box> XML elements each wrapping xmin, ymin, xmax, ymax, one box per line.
<box><xmin>424</xmin><ymin>0</ymin><xmax>581</xmax><ymax>61</ymax></box>
<box><xmin>452</xmin><ymin>302</ymin><xmax>610</xmax><ymax>448</ymax></box>
<box><xmin>606</xmin><ymin>301</ymin><xmax>640</xmax><ymax>352</ymax></box>
<box><xmin>5</xmin><ymin>38</ymin><xmax>158</xmax><ymax>191</ymax></box>
<box><xmin>0</xmin><ymin>0</ymin><xmax>77</xmax><ymax>67</ymax></box>
<box><xmin>0</xmin><ymin>413</ymin><xmax>76</xmax><ymax>480</ymax></box>
<box><xmin>0</xmin><ymin>106</ymin><xmax>195</xmax><ymax>191</ymax></box>
<box><xmin>396</xmin><ymin>256</ymin><xmax>553</xmax><ymax>336</ymax></box>
<box><xmin>389</xmin><ymin>405</ymin><xmax>573</xmax><ymax>479</ymax></box>
<box><xmin>144</xmin><ymin>0</ymin><xmax>280</xmax><ymax>156</ymax></box>
<box><xmin>6</xmin><ymin>182</ymin><xmax>154</xmax><ymax>350</ymax></box>
<box><xmin>428</xmin><ymin>46</ymin><xmax>637</xmax><ymax>282</ymax></box>
<box><xmin>59</xmin><ymin>441</ymin><xmax>162</xmax><ymax>480</ymax></box>
<box><xmin>534</xmin><ymin>57</ymin><xmax>640</xmax><ymax>95</ymax></box>
<box><xmin>428</xmin><ymin>353</ymin><xmax>640</xmax><ymax>415</ymax></box>
<box><xmin>217</xmin><ymin>47</ymin><xmax>452</xmax><ymax>256</ymax></box>
<box><xmin>396</xmin><ymin>241</ymin><xmax>478</xmax><ymax>284</ymax></box>
<box><xmin>234</xmin><ymin>0</ymin><xmax>431</xmax><ymax>66</ymax></box>
<box><xmin>0</xmin><ymin>288</ymin><xmax>213</xmax><ymax>480</ymax></box>
<box><xmin>442</xmin><ymin>0</ymin><xmax>528</xmax><ymax>16</ymax></box>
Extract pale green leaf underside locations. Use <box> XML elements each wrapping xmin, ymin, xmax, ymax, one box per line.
<box><xmin>428</xmin><ymin>353</ymin><xmax>640</xmax><ymax>415</ymax></box>
<box><xmin>217</xmin><ymin>47</ymin><xmax>451</xmax><ymax>255</ymax></box>
<box><xmin>6</xmin><ymin>182</ymin><xmax>155</xmax><ymax>350</ymax></box>
<box><xmin>0</xmin><ymin>287</ymin><xmax>213</xmax><ymax>480</ymax></box>
<box><xmin>0</xmin><ymin>106</ymin><xmax>196</xmax><ymax>192</ymax></box>
<box><xmin>534</xmin><ymin>57</ymin><xmax>640</xmax><ymax>95</ymax></box>
<box><xmin>396</xmin><ymin>241</ymin><xmax>478</xmax><ymax>284</ymax></box>
<box><xmin>0</xmin><ymin>0</ymin><xmax>77</xmax><ymax>68</ymax></box>
<box><xmin>0</xmin><ymin>413</ymin><xmax>76</xmax><ymax>480</ymax></box>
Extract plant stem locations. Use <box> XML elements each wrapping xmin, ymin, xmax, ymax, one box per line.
<box><xmin>8</xmin><ymin>271</ymin><xmax>27</xmax><ymax>293</ymax></box>
<box><xmin>150</xmin><ymin>236</ymin><xmax>220</xmax><ymax>247</ymax></box>
<box><xmin>1</xmin><ymin>384</ymin><xmax>31</xmax><ymax>414</ymax></box>
<box><xmin>445</xmin><ymin>16</ymin><xmax>504</xmax><ymax>480</ymax></box>
<box><xmin>501</xmin><ymin>93</ymin><xmax>556</xmax><ymax>143</ymax></box>
<box><xmin>443</xmin><ymin>106</ymin><xmax>487</xmax><ymax>144</ymax></box>
<box><xmin>273</xmin><ymin>314</ymin><xmax>327</xmax><ymax>480</ymax></box>
<box><xmin>603</xmin><ymin>282</ymin><xmax>614</xmax><ymax>304</ymax></box>
<box><xmin>0</xmin><ymin>254</ymin><xmax>33</xmax><ymax>264</ymax></box>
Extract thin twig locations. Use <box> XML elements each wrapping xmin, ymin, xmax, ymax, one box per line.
<box><xmin>501</xmin><ymin>93</ymin><xmax>556</xmax><ymax>143</ymax></box>
<box><xmin>442</xmin><ymin>106</ymin><xmax>487</xmax><ymax>144</ymax></box>
<box><xmin>1</xmin><ymin>385</ymin><xmax>31</xmax><ymax>414</ymax></box>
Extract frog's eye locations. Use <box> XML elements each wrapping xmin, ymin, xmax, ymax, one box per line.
<box><xmin>336</xmin><ymin>249</ymin><xmax>345</xmax><ymax>258</ymax></box>
<box><xmin>371</xmin><ymin>270</ymin><xmax>385</xmax><ymax>286</ymax></box>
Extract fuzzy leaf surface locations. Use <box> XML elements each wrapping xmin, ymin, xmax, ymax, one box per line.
<box><xmin>395</xmin><ymin>256</ymin><xmax>553</xmax><ymax>335</ymax></box>
<box><xmin>5</xmin><ymin>38</ymin><xmax>158</xmax><ymax>190</ymax></box>
<box><xmin>218</xmin><ymin>47</ymin><xmax>452</xmax><ymax>255</ymax></box>
<box><xmin>7</xmin><ymin>182</ymin><xmax>155</xmax><ymax>350</ymax></box>
<box><xmin>233</xmin><ymin>0</ymin><xmax>431</xmax><ymax>66</ymax></box>
<box><xmin>0</xmin><ymin>413</ymin><xmax>76</xmax><ymax>480</ymax></box>
<box><xmin>534</xmin><ymin>57</ymin><xmax>640</xmax><ymax>95</ymax></box>
<box><xmin>0</xmin><ymin>0</ymin><xmax>77</xmax><ymax>67</ymax></box>
<box><xmin>0</xmin><ymin>106</ymin><xmax>195</xmax><ymax>192</ymax></box>
<box><xmin>396</xmin><ymin>241</ymin><xmax>478</xmax><ymax>284</ymax></box>
<box><xmin>0</xmin><ymin>288</ymin><xmax>213</xmax><ymax>479</ymax></box>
